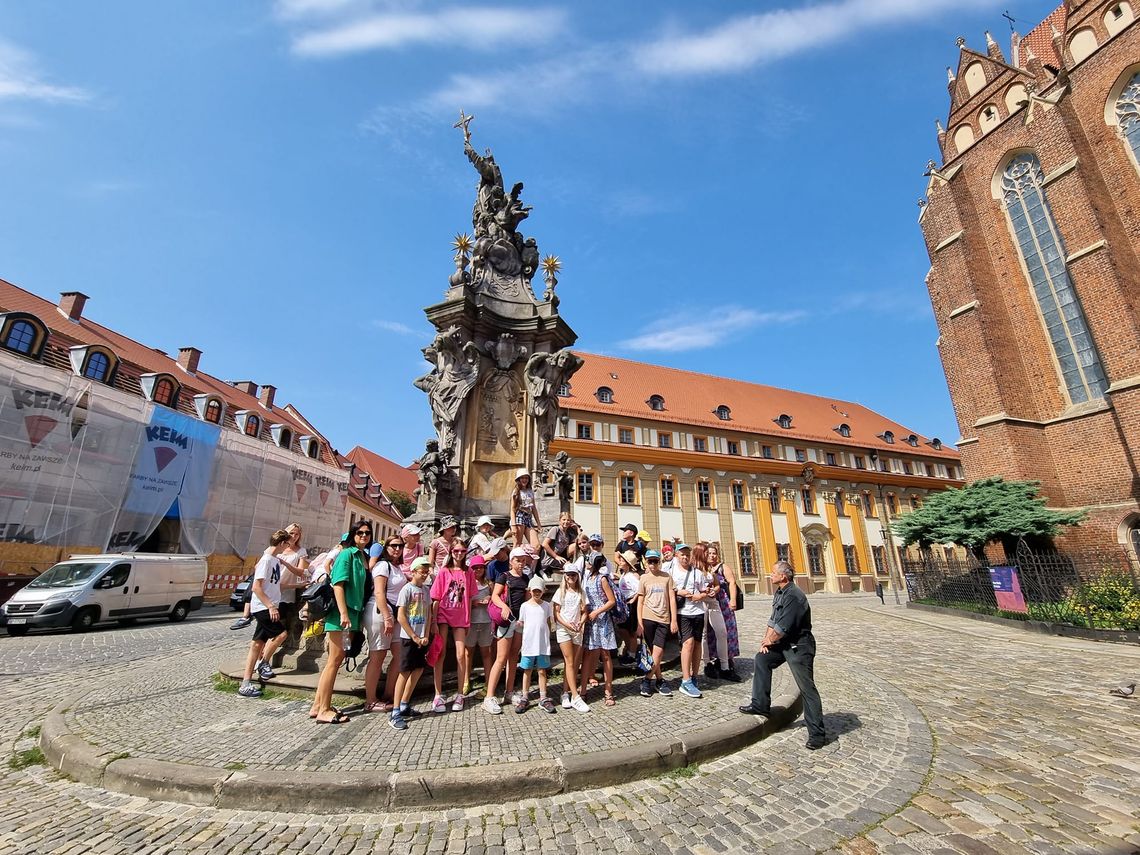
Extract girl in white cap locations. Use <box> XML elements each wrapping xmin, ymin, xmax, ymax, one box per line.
<box><xmin>428</xmin><ymin>516</ymin><xmax>460</xmax><ymax>572</ymax></box>
<box><xmin>510</xmin><ymin>469</ymin><xmax>542</xmax><ymax>552</ymax></box>
<box><xmin>469</xmin><ymin>515</ymin><xmax>497</xmax><ymax>556</ymax></box>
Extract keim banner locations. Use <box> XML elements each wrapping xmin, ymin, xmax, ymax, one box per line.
<box><xmin>109</xmin><ymin>407</ymin><xmax>220</xmax><ymax>552</ymax></box>
<box><xmin>988</xmin><ymin>565</ymin><xmax>1028</xmax><ymax>614</ymax></box>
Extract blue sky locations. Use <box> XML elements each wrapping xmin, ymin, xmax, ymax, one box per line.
<box><xmin>0</xmin><ymin>0</ymin><xmax>1061</xmax><ymax>467</ymax></box>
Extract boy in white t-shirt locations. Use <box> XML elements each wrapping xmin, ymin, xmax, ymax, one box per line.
<box><xmin>516</xmin><ymin>576</ymin><xmax>555</xmax><ymax>713</ymax></box>
<box><xmin>239</xmin><ymin>530</ymin><xmax>297</xmax><ymax>698</ymax></box>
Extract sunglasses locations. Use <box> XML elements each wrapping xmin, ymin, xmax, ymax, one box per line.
<box><xmin>355</xmin><ymin>531</ymin><xmax>372</xmax><ymax>537</ymax></box>
<box><xmin>387</xmin><ymin>542</ymin><xmax>404</xmax><ymax>548</ymax></box>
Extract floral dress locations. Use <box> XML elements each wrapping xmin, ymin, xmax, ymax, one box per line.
<box><xmin>584</xmin><ymin>572</ymin><xmax>617</xmax><ymax>651</ymax></box>
<box><xmin>705</xmin><ymin>564</ymin><xmax>740</xmax><ymax>660</ymax></box>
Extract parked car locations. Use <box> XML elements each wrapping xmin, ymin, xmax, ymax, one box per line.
<box><xmin>1</xmin><ymin>553</ymin><xmax>206</xmax><ymax>635</ymax></box>
<box><xmin>229</xmin><ymin>573</ymin><xmax>254</xmax><ymax>611</ymax></box>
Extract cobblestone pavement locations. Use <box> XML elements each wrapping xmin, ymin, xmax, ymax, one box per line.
<box><xmin>2</xmin><ymin>599</ymin><xmax>1138</xmax><ymax>854</ymax></box>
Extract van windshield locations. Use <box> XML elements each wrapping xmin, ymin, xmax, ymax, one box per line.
<box><xmin>27</xmin><ymin>562</ymin><xmax>110</xmax><ymax>589</ymax></box>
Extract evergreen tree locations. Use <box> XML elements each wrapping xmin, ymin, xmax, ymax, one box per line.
<box><xmin>892</xmin><ymin>478</ymin><xmax>1084</xmax><ymax>560</ymax></box>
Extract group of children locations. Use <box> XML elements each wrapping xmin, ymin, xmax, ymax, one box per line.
<box><xmin>236</xmin><ymin>471</ymin><xmax>743</xmax><ymax>729</ymax></box>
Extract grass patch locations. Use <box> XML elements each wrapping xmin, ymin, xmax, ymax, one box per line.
<box><xmin>224</xmin><ymin>761</ymin><xmax>247</xmax><ymax>771</ymax></box>
<box><xmin>211</xmin><ymin>673</ymin><xmax>356</xmax><ymax>708</ymax></box>
<box><xmin>21</xmin><ymin>725</ymin><xmax>40</xmax><ymax>740</ymax></box>
<box><xmin>212</xmin><ymin>674</ymin><xmax>239</xmax><ymax>693</ymax></box>
<box><xmin>661</xmin><ymin>764</ymin><xmax>698</xmax><ymax>779</ymax></box>
<box><xmin>9</xmin><ymin>747</ymin><xmax>45</xmax><ymax>770</ymax></box>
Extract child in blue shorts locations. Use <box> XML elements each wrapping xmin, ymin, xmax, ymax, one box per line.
<box><xmin>516</xmin><ymin>575</ymin><xmax>555</xmax><ymax>713</ymax></box>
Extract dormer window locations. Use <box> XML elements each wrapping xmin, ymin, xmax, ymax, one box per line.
<box><xmin>836</xmin><ymin>423</ymin><xmax>851</xmax><ymax>438</ymax></box>
<box><xmin>85</xmin><ymin>352</ymin><xmax>110</xmax><ymax>381</ymax></box>
<box><xmin>194</xmin><ymin>394</ymin><xmax>225</xmax><ymax>425</ymax></box>
<box><xmin>597</xmin><ymin>386</ymin><xmax>613</xmax><ymax>404</ymax></box>
<box><xmin>906</xmin><ymin>434</ymin><xmax>919</xmax><ymax>447</ymax></box>
<box><xmin>300</xmin><ymin>435</ymin><xmax>322</xmax><ymax>459</ymax></box>
<box><xmin>0</xmin><ymin>314</ymin><xmax>47</xmax><ymax>359</ymax></box>
<box><xmin>928</xmin><ymin>437</ymin><xmax>943</xmax><ymax>450</ymax></box>
<box><xmin>140</xmin><ymin>374</ymin><xmax>180</xmax><ymax>409</ymax></box>
<box><xmin>68</xmin><ymin>345</ymin><xmax>118</xmax><ymax>385</ymax></box>
<box><xmin>557</xmin><ymin>383</ymin><xmax>570</xmax><ymax>397</ymax></box>
<box><xmin>271</xmin><ymin>424</ymin><xmax>293</xmax><ymax>450</ymax></box>
<box><xmin>648</xmin><ymin>395</ymin><xmax>665</xmax><ymax>411</ymax></box>
<box><xmin>776</xmin><ymin>414</ymin><xmax>793</xmax><ymax>429</ymax></box>
<box><xmin>715</xmin><ymin>405</ymin><xmax>731</xmax><ymax>421</ymax></box>
<box><xmin>881</xmin><ymin>430</ymin><xmax>895</xmax><ymax>444</ymax></box>
<box><xmin>205</xmin><ymin>400</ymin><xmax>222</xmax><ymax>424</ymax></box>
<box><xmin>235</xmin><ymin>410</ymin><xmax>261</xmax><ymax>438</ymax></box>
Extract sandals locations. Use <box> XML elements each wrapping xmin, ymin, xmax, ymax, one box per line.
<box><xmin>587</xmin><ymin>679</ymin><xmax>600</xmax><ymax>689</ymax></box>
<box><xmin>315</xmin><ymin>710</ymin><xmax>350</xmax><ymax>724</ymax></box>
<box><xmin>363</xmin><ymin>701</ymin><xmax>392</xmax><ymax>713</ymax></box>
<box><xmin>604</xmin><ymin>693</ymin><xmax>616</xmax><ymax>707</ymax></box>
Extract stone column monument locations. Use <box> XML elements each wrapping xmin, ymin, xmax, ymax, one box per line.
<box><xmin>409</xmin><ymin>114</ymin><xmax>581</xmax><ymax>534</ymax></box>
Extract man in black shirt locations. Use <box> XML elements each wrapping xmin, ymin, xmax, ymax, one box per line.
<box><xmin>739</xmin><ymin>560</ymin><xmax>827</xmax><ymax>749</ymax></box>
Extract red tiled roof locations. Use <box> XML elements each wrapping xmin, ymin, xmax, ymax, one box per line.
<box><xmin>0</xmin><ymin>277</ymin><xmax>336</xmax><ymax>464</ymax></box>
<box><xmin>567</xmin><ymin>352</ymin><xmax>959</xmax><ymax>459</ymax></box>
<box><xmin>1019</xmin><ymin>5</ymin><xmax>1066</xmax><ymax>70</ymax></box>
<box><xmin>345</xmin><ymin>446</ymin><xmax>419</xmax><ymax>497</ymax></box>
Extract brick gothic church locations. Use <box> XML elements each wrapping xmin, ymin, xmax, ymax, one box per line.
<box><xmin>919</xmin><ymin>1</ymin><xmax>1139</xmax><ymax>556</ymax></box>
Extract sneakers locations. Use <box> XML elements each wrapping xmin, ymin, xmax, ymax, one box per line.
<box><xmin>482</xmin><ymin>697</ymin><xmax>502</xmax><ymax>715</ymax></box>
<box><xmin>451</xmin><ymin>694</ymin><xmax>465</xmax><ymax>712</ymax></box>
<box><xmin>704</xmin><ymin>661</ymin><xmax>721</xmax><ymax>680</ymax></box>
<box><xmin>238</xmin><ymin>680</ymin><xmax>261</xmax><ymax>698</ymax></box>
<box><xmin>229</xmin><ymin>617</ymin><xmax>252</xmax><ymax>630</ymax></box>
<box><xmin>510</xmin><ymin>691</ymin><xmax>523</xmax><ymax>706</ymax></box>
<box><xmin>656</xmin><ymin>679</ymin><xmax>673</xmax><ymax>697</ymax></box>
<box><xmin>431</xmin><ymin>694</ymin><xmax>447</xmax><ymax>714</ymax></box>
<box><xmin>561</xmin><ymin>692</ymin><xmax>572</xmax><ymax>710</ymax></box>
<box><xmin>388</xmin><ymin>713</ymin><xmax>408</xmax><ymax>730</ymax></box>
<box><xmin>515</xmin><ymin>697</ymin><xmax>529</xmax><ymax>714</ymax></box>
<box><xmin>679</xmin><ymin>679</ymin><xmax>702</xmax><ymax>698</ymax></box>
<box><xmin>571</xmin><ymin>695</ymin><xmax>591</xmax><ymax>713</ymax></box>
<box><xmin>639</xmin><ymin>678</ymin><xmax>654</xmax><ymax>697</ymax></box>
<box><xmin>719</xmin><ymin>668</ymin><xmax>743</xmax><ymax>683</ymax></box>
<box><xmin>539</xmin><ymin>697</ymin><xmax>556</xmax><ymax>714</ymax></box>
<box><xmin>256</xmin><ymin>661</ymin><xmax>275</xmax><ymax>681</ymax></box>
<box><xmin>403</xmin><ymin>706</ymin><xmax>423</xmax><ymax>718</ymax></box>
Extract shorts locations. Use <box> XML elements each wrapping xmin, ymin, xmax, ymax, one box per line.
<box><xmin>400</xmin><ymin>638</ymin><xmax>428</xmax><ymax>672</ymax></box>
<box><xmin>494</xmin><ymin>620</ymin><xmax>518</xmax><ymax>640</ymax></box>
<box><xmin>678</xmin><ymin>613</ymin><xmax>705</xmax><ymax>644</ymax></box>
<box><xmin>252</xmin><ymin>610</ymin><xmax>287</xmax><ymax>642</ymax></box>
<box><xmin>363</xmin><ymin>602</ymin><xmax>393</xmax><ymax>652</ymax></box>
<box><xmin>514</xmin><ymin>510</ymin><xmax>535</xmax><ymax>527</ymax></box>
<box><xmin>642</xmin><ymin>618</ymin><xmax>670</xmax><ymax>650</ymax></box>
<box><xmin>555</xmin><ymin>628</ymin><xmax>583</xmax><ymax>646</ymax></box>
<box><xmin>621</xmin><ymin>607</ymin><xmax>639</xmax><ymax>634</ymax></box>
<box><xmin>519</xmin><ymin>654</ymin><xmax>551</xmax><ymax>670</ymax></box>
<box><xmin>465</xmin><ymin>622</ymin><xmax>494</xmax><ymax>648</ymax></box>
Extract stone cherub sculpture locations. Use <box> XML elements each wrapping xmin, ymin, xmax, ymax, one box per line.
<box><xmin>416</xmin><ymin>439</ymin><xmax>448</xmax><ymax>498</ymax></box>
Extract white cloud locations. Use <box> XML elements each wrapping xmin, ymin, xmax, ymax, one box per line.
<box><xmin>372</xmin><ymin>319</ymin><xmax>422</xmax><ymax>336</ymax></box>
<box><xmin>0</xmin><ymin>38</ymin><xmax>90</xmax><ymax>103</ymax></box>
<box><xmin>625</xmin><ymin>306</ymin><xmax>806</xmax><ymax>352</ymax></box>
<box><xmin>291</xmin><ymin>7</ymin><xmax>567</xmax><ymax>57</ymax></box>
<box><xmin>633</xmin><ymin>0</ymin><xmax>998</xmax><ymax>77</ymax></box>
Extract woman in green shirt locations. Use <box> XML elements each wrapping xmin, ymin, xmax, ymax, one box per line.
<box><xmin>312</xmin><ymin>522</ymin><xmax>371</xmax><ymax>723</ymax></box>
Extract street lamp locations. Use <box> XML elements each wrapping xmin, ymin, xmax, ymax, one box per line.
<box><xmin>868</xmin><ymin>451</ymin><xmax>903</xmax><ymax>605</ymax></box>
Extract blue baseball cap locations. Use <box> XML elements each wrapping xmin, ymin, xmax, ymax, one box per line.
<box><xmin>588</xmin><ymin>533</ymin><xmax>604</xmax><ymax>543</ymax></box>
<box><xmin>675</xmin><ymin>543</ymin><xmax>691</xmax><ymax>551</ymax></box>
<box><xmin>645</xmin><ymin>549</ymin><xmax>661</xmax><ymax>560</ymax></box>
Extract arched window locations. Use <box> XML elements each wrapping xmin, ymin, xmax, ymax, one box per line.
<box><xmin>307</xmin><ymin>440</ymin><xmax>320</xmax><ymax>459</ymax></box>
<box><xmin>1115</xmin><ymin>70</ymin><xmax>1140</xmax><ymax>168</ymax></box>
<box><xmin>596</xmin><ymin>386</ymin><xmax>613</xmax><ymax>404</ymax></box>
<box><xmin>978</xmin><ymin>104</ymin><xmax>999</xmax><ymax>134</ymax></box>
<box><xmin>715</xmin><ymin>404</ymin><xmax>731</xmax><ymax>421</ymax></box>
<box><xmin>1105</xmin><ymin>3</ymin><xmax>1134</xmax><ymax>36</ymax></box>
<box><xmin>906</xmin><ymin>434</ymin><xmax>919</xmax><ymax>447</ymax></box>
<box><xmin>276</xmin><ymin>427</ymin><xmax>293</xmax><ymax>449</ymax></box>
<box><xmin>244</xmin><ymin>414</ymin><xmax>261</xmax><ymax>437</ymax></box>
<box><xmin>4</xmin><ymin>320</ymin><xmax>37</xmax><ymax>355</ymax></box>
<box><xmin>929</xmin><ymin>437</ymin><xmax>943</xmax><ymax>450</ymax></box>
<box><xmin>776</xmin><ymin>414</ymin><xmax>792</xmax><ymax>429</ymax></box>
<box><xmin>1000</xmin><ymin>153</ymin><xmax>1108</xmax><ymax>404</ymax></box>
<box><xmin>953</xmin><ymin>124</ymin><xmax>975</xmax><ymax>154</ymax></box>
<box><xmin>153</xmin><ymin>378</ymin><xmax>177</xmax><ymax>407</ymax></box>
<box><xmin>648</xmin><ymin>394</ymin><xmax>665</xmax><ymax>411</ymax></box>
<box><xmin>1129</xmin><ymin>519</ymin><xmax>1140</xmax><ymax>562</ymax></box>
<box><xmin>1005</xmin><ymin>83</ymin><xmax>1028</xmax><ymax>114</ymax></box>
<box><xmin>83</xmin><ymin>351</ymin><xmax>111</xmax><ymax>382</ymax></box>
<box><xmin>882</xmin><ymin>430</ymin><xmax>895</xmax><ymax>444</ymax></box>
<box><xmin>836</xmin><ymin>423</ymin><xmax>851</xmax><ymax>438</ymax></box>
<box><xmin>204</xmin><ymin>399</ymin><xmax>222</xmax><ymax>424</ymax></box>
<box><xmin>1068</xmin><ymin>28</ymin><xmax>1098</xmax><ymax>64</ymax></box>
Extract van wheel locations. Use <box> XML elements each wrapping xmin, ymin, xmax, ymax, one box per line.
<box><xmin>169</xmin><ymin>601</ymin><xmax>190</xmax><ymax>623</ymax></box>
<box><xmin>72</xmin><ymin>607</ymin><xmax>98</xmax><ymax>632</ymax></box>
<box><xmin>6</xmin><ymin>626</ymin><xmax>29</xmax><ymax>637</ymax></box>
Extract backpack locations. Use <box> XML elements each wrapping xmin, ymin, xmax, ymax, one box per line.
<box><xmin>301</xmin><ymin>573</ymin><xmax>334</xmax><ymax>620</ymax></box>
<box><xmin>607</xmin><ymin>576</ymin><xmax>629</xmax><ymax>623</ymax></box>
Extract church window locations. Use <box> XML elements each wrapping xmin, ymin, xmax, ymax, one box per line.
<box><xmin>1005</xmin><ymin>83</ymin><xmax>1028</xmax><ymax>114</ymax></box>
<box><xmin>1106</xmin><ymin>3</ymin><xmax>1134</xmax><ymax>35</ymax></box>
<box><xmin>953</xmin><ymin>124</ymin><xmax>976</xmax><ymax>154</ymax></box>
<box><xmin>964</xmin><ymin>62</ymin><xmax>986</xmax><ymax>96</ymax></box>
<box><xmin>1068</xmin><ymin>28</ymin><xmax>1098</xmax><ymax>64</ymax></box>
<box><xmin>1115</xmin><ymin>71</ymin><xmax>1140</xmax><ymax>170</ymax></box>
<box><xmin>1000</xmin><ymin>153</ymin><xmax>1108</xmax><ymax>404</ymax></box>
<box><xmin>979</xmin><ymin>104</ymin><xmax>1000</xmax><ymax>133</ymax></box>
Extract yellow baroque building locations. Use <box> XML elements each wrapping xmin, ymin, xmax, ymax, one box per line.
<box><xmin>550</xmin><ymin>353</ymin><xmax>965</xmax><ymax>595</ymax></box>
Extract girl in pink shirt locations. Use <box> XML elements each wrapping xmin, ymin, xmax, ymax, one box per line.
<box><xmin>429</xmin><ymin>542</ymin><xmax>474</xmax><ymax>713</ymax></box>
<box><xmin>427</xmin><ymin>517</ymin><xmax>460</xmax><ymax>572</ymax></box>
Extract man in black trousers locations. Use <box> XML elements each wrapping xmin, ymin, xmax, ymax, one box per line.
<box><xmin>739</xmin><ymin>560</ymin><xmax>827</xmax><ymax>749</ymax></box>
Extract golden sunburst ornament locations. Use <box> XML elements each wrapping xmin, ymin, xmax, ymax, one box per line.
<box><xmin>541</xmin><ymin>255</ymin><xmax>562</xmax><ymax>276</ymax></box>
<box><xmin>452</xmin><ymin>233</ymin><xmax>473</xmax><ymax>255</ymax></box>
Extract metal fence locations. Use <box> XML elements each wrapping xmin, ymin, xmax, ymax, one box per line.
<box><xmin>901</xmin><ymin>542</ymin><xmax>1140</xmax><ymax>631</ymax></box>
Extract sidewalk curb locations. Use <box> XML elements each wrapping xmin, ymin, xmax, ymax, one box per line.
<box><xmin>39</xmin><ymin>686</ymin><xmax>802</xmax><ymax>812</ymax></box>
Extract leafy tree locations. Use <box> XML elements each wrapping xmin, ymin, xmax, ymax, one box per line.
<box><xmin>386</xmin><ymin>488</ymin><xmax>416</xmax><ymax>519</ymax></box>
<box><xmin>891</xmin><ymin>478</ymin><xmax>1085</xmax><ymax>560</ymax></box>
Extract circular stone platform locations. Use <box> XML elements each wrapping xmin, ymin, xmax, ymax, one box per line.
<box><xmin>42</xmin><ymin>642</ymin><xmax>798</xmax><ymax>813</ymax></box>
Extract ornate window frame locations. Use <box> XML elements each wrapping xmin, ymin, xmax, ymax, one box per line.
<box><xmin>0</xmin><ymin>313</ymin><xmax>48</xmax><ymax>360</ymax></box>
<box><xmin>1106</xmin><ymin>64</ymin><xmax>1140</xmax><ymax>178</ymax></box>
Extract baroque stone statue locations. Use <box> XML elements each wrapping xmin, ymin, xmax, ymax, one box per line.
<box><xmin>525</xmin><ymin>349</ymin><xmax>584</xmax><ymax>468</ymax></box>
<box><xmin>413</xmin><ymin>326</ymin><xmax>480</xmax><ymax>459</ymax></box>
<box><xmin>416</xmin><ymin>439</ymin><xmax>449</xmax><ymax>498</ymax></box>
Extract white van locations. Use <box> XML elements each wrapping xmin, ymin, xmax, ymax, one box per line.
<box><xmin>1</xmin><ymin>553</ymin><xmax>207</xmax><ymax>636</ymax></box>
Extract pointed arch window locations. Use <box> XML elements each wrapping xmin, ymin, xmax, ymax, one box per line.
<box><xmin>1000</xmin><ymin>154</ymin><xmax>1108</xmax><ymax>404</ymax></box>
<box><xmin>1115</xmin><ymin>71</ymin><xmax>1140</xmax><ymax>169</ymax></box>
